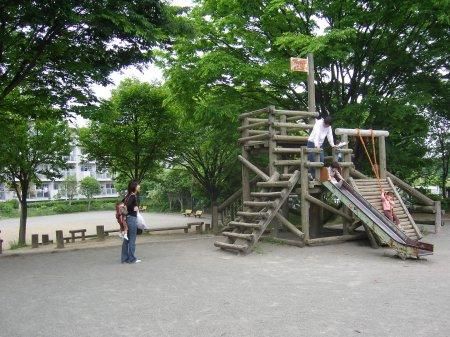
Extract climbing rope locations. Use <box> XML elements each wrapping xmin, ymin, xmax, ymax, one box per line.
<box><xmin>357</xmin><ymin>129</ymin><xmax>382</xmax><ymax>191</ymax></box>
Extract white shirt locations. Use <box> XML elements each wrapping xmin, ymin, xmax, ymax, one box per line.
<box><xmin>308</xmin><ymin>118</ymin><xmax>335</xmax><ymax>148</ymax></box>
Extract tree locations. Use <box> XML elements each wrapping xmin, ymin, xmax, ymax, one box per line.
<box><xmin>79</xmin><ymin>79</ymin><xmax>179</xmax><ymax>183</ymax></box>
<box><xmin>163</xmin><ymin>0</ymin><xmax>449</xmax><ymax>180</ymax></box>
<box><xmin>0</xmin><ymin>112</ymin><xmax>71</xmax><ymax>245</ymax></box>
<box><xmin>60</xmin><ymin>175</ymin><xmax>78</xmax><ymax>205</ymax></box>
<box><xmin>173</xmin><ymin>122</ymin><xmax>240</xmax><ymax>211</ymax></box>
<box><xmin>0</xmin><ymin>0</ymin><xmax>172</xmax><ymax>109</ymax></box>
<box><xmin>80</xmin><ymin>176</ymin><xmax>101</xmax><ymax>211</ymax></box>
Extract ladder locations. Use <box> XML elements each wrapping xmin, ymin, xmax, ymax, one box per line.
<box><xmin>214</xmin><ymin>171</ymin><xmax>301</xmax><ymax>254</ymax></box>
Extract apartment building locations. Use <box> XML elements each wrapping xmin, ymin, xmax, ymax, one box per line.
<box><xmin>0</xmin><ymin>144</ymin><xmax>117</xmax><ymax>202</ymax></box>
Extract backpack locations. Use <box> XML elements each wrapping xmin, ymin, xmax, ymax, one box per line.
<box><xmin>115</xmin><ymin>196</ymin><xmax>129</xmax><ymax>227</ymax></box>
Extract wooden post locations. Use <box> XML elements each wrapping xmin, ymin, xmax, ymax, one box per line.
<box><xmin>42</xmin><ymin>234</ymin><xmax>50</xmax><ymax>245</ymax></box>
<box><xmin>31</xmin><ymin>234</ymin><xmax>39</xmax><ymax>248</ymax></box>
<box><xmin>435</xmin><ymin>201</ymin><xmax>442</xmax><ymax>234</ymax></box>
<box><xmin>307</xmin><ymin>53</ymin><xmax>315</xmax><ymax>125</ymax></box>
<box><xmin>56</xmin><ymin>230</ymin><xmax>64</xmax><ymax>249</ymax></box>
<box><xmin>0</xmin><ymin>230</ymin><xmax>3</xmax><ymax>254</ymax></box>
<box><xmin>212</xmin><ymin>205</ymin><xmax>219</xmax><ymax>234</ymax></box>
<box><xmin>96</xmin><ymin>225</ymin><xmax>105</xmax><ymax>241</ymax></box>
<box><xmin>268</xmin><ymin>105</ymin><xmax>277</xmax><ymax>176</ymax></box>
<box><xmin>241</xmin><ymin>117</ymin><xmax>251</xmax><ymax>207</ymax></box>
<box><xmin>301</xmin><ymin>148</ymin><xmax>310</xmax><ymax>241</ymax></box>
<box><xmin>378</xmin><ymin>136</ymin><xmax>386</xmax><ymax>179</ymax></box>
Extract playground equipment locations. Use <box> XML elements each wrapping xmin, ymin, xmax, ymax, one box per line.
<box><xmin>212</xmin><ymin>106</ymin><xmax>438</xmax><ymax>258</ymax></box>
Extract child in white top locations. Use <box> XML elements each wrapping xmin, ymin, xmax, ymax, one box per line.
<box><xmin>307</xmin><ymin>116</ymin><xmax>335</xmax><ymax>179</ymax></box>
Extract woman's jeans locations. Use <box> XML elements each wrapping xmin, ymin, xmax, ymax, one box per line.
<box><xmin>307</xmin><ymin>141</ymin><xmax>324</xmax><ymax>178</ymax></box>
<box><xmin>121</xmin><ymin>215</ymin><xmax>138</xmax><ymax>263</ymax></box>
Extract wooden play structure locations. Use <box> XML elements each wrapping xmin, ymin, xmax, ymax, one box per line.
<box><xmin>212</xmin><ymin>54</ymin><xmax>440</xmax><ymax>258</ymax></box>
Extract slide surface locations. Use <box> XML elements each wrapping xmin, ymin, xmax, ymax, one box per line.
<box><xmin>322</xmin><ymin>180</ymin><xmax>433</xmax><ymax>258</ymax></box>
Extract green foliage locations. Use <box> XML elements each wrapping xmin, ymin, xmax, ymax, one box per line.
<box><xmin>79</xmin><ymin>177</ymin><xmax>101</xmax><ymax>210</ymax></box>
<box><xmin>163</xmin><ymin>0</ymin><xmax>449</xmax><ymax>185</ymax></box>
<box><xmin>8</xmin><ymin>241</ymin><xmax>26</xmax><ymax>250</ymax></box>
<box><xmin>0</xmin><ymin>99</ymin><xmax>71</xmax><ymax>244</ymax></box>
<box><xmin>79</xmin><ymin>79</ymin><xmax>179</xmax><ymax>182</ymax></box>
<box><xmin>0</xmin><ymin>200</ymin><xmax>15</xmax><ymax>217</ymax></box>
<box><xmin>0</xmin><ymin>0</ymin><xmax>171</xmax><ymax>107</ymax></box>
<box><xmin>60</xmin><ymin>175</ymin><xmax>78</xmax><ymax>204</ymax></box>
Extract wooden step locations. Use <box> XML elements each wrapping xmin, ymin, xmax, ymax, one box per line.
<box><xmin>250</xmin><ymin>192</ymin><xmax>283</xmax><ymax>198</ymax></box>
<box><xmin>236</xmin><ymin>211</ymin><xmax>269</xmax><ymax>219</ymax></box>
<box><xmin>280</xmin><ymin>174</ymin><xmax>293</xmax><ymax>180</ymax></box>
<box><xmin>214</xmin><ymin>241</ymin><xmax>247</xmax><ymax>252</ymax></box>
<box><xmin>257</xmin><ymin>181</ymin><xmax>291</xmax><ymax>188</ymax></box>
<box><xmin>229</xmin><ymin>221</ymin><xmax>262</xmax><ymax>229</ymax></box>
<box><xmin>244</xmin><ymin>201</ymin><xmax>276</xmax><ymax>208</ymax></box>
<box><xmin>222</xmin><ymin>232</ymin><xmax>254</xmax><ymax>241</ymax></box>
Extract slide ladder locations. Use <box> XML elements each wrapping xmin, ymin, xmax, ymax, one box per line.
<box><xmin>351</xmin><ymin>178</ymin><xmax>422</xmax><ymax>240</ymax></box>
<box><xmin>214</xmin><ymin>171</ymin><xmax>300</xmax><ymax>254</ymax></box>
<box><xmin>323</xmin><ymin>180</ymin><xmax>433</xmax><ymax>259</ymax></box>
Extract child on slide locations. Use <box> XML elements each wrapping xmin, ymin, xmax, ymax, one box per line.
<box><xmin>329</xmin><ymin>161</ymin><xmax>344</xmax><ymax>187</ymax></box>
<box><xmin>381</xmin><ymin>189</ymin><xmax>400</xmax><ymax>226</ymax></box>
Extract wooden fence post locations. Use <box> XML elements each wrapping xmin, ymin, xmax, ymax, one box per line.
<box><xmin>378</xmin><ymin>136</ymin><xmax>387</xmax><ymax>179</ymax></box>
<box><xmin>31</xmin><ymin>234</ymin><xmax>39</xmax><ymax>248</ymax></box>
<box><xmin>212</xmin><ymin>205</ymin><xmax>219</xmax><ymax>234</ymax></box>
<box><xmin>96</xmin><ymin>225</ymin><xmax>105</xmax><ymax>241</ymax></box>
<box><xmin>435</xmin><ymin>201</ymin><xmax>442</xmax><ymax>234</ymax></box>
<box><xmin>56</xmin><ymin>230</ymin><xmax>64</xmax><ymax>249</ymax></box>
<box><xmin>42</xmin><ymin>234</ymin><xmax>50</xmax><ymax>245</ymax></box>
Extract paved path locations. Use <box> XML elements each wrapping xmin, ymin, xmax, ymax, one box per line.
<box><xmin>0</xmin><ymin>211</ymin><xmax>210</xmax><ymax>249</ymax></box>
<box><xmin>0</xmin><ymin>226</ymin><xmax>449</xmax><ymax>337</ymax></box>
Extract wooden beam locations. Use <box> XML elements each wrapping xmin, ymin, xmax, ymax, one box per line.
<box><xmin>273</xmin><ymin>110</ymin><xmax>318</xmax><ymax>117</ymax></box>
<box><xmin>378</xmin><ymin>136</ymin><xmax>387</xmax><ymax>179</ymax></box>
<box><xmin>238</xmin><ymin>155</ymin><xmax>270</xmax><ymax>181</ymax></box>
<box><xmin>238</xmin><ymin>133</ymin><xmax>269</xmax><ymax>143</ymax></box>
<box><xmin>306</xmin><ymin>232</ymin><xmax>366</xmax><ymax>245</ymax></box>
<box><xmin>272</xmin><ymin>122</ymin><xmax>314</xmax><ymax>130</ymax></box>
<box><xmin>300</xmin><ymin>149</ymin><xmax>310</xmax><ymax>241</ymax></box>
<box><xmin>305</xmin><ymin>195</ymin><xmax>353</xmax><ymax>222</ymax></box>
<box><xmin>239</xmin><ymin>107</ymin><xmax>268</xmax><ymax>120</ymax></box>
<box><xmin>274</xmin><ymin>212</ymin><xmax>304</xmax><ymax>239</ymax></box>
<box><xmin>238</xmin><ymin>120</ymin><xmax>269</xmax><ymax>131</ymax></box>
<box><xmin>386</xmin><ymin>171</ymin><xmax>434</xmax><ymax>206</ymax></box>
<box><xmin>350</xmin><ymin>168</ymin><xmax>369</xmax><ymax>179</ymax></box>
<box><xmin>335</xmin><ymin>128</ymin><xmax>389</xmax><ymax>137</ymax></box>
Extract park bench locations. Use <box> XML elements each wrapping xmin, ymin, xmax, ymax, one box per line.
<box><xmin>194</xmin><ymin>210</ymin><xmax>203</xmax><ymax>218</ymax></box>
<box><xmin>64</xmin><ymin>229</ymin><xmax>87</xmax><ymax>243</ymax></box>
<box><xmin>187</xmin><ymin>222</ymin><xmax>204</xmax><ymax>233</ymax></box>
<box><xmin>182</xmin><ymin>209</ymin><xmax>193</xmax><ymax>217</ymax></box>
<box><xmin>104</xmin><ymin>229</ymin><xmax>120</xmax><ymax>236</ymax></box>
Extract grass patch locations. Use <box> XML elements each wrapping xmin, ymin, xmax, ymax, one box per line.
<box><xmin>8</xmin><ymin>240</ymin><xmax>27</xmax><ymax>250</ymax></box>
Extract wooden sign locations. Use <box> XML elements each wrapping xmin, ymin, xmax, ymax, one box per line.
<box><xmin>290</xmin><ymin>57</ymin><xmax>308</xmax><ymax>72</ymax></box>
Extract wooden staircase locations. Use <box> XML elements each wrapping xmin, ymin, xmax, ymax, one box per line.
<box><xmin>350</xmin><ymin>178</ymin><xmax>422</xmax><ymax>240</ymax></box>
<box><xmin>214</xmin><ymin>171</ymin><xmax>301</xmax><ymax>254</ymax></box>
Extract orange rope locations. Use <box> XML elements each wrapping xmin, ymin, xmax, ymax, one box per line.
<box><xmin>357</xmin><ymin>129</ymin><xmax>382</xmax><ymax>191</ymax></box>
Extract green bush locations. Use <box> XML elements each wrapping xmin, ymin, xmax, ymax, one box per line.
<box><xmin>0</xmin><ymin>201</ymin><xmax>16</xmax><ymax>216</ymax></box>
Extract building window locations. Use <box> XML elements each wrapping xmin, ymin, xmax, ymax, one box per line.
<box><xmin>36</xmin><ymin>184</ymin><xmax>50</xmax><ymax>198</ymax></box>
<box><xmin>101</xmin><ymin>183</ymin><xmax>116</xmax><ymax>195</ymax></box>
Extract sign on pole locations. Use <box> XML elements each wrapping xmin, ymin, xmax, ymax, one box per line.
<box><xmin>290</xmin><ymin>57</ymin><xmax>308</xmax><ymax>72</ymax></box>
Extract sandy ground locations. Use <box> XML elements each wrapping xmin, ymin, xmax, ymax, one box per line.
<box><xmin>0</xmin><ymin>211</ymin><xmax>210</xmax><ymax>249</ymax></box>
<box><xmin>0</xmin><ymin>224</ymin><xmax>449</xmax><ymax>337</ymax></box>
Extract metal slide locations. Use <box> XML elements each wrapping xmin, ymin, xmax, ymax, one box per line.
<box><xmin>322</xmin><ymin>180</ymin><xmax>433</xmax><ymax>259</ymax></box>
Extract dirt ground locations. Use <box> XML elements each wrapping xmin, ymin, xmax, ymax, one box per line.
<box><xmin>0</xmin><ymin>223</ymin><xmax>448</xmax><ymax>337</ymax></box>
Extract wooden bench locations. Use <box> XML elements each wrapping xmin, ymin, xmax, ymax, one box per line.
<box><xmin>187</xmin><ymin>222</ymin><xmax>204</xmax><ymax>233</ymax></box>
<box><xmin>194</xmin><ymin>210</ymin><xmax>203</xmax><ymax>218</ymax></box>
<box><xmin>64</xmin><ymin>229</ymin><xmax>87</xmax><ymax>243</ymax></box>
<box><xmin>104</xmin><ymin>229</ymin><xmax>120</xmax><ymax>236</ymax></box>
<box><xmin>183</xmin><ymin>209</ymin><xmax>193</xmax><ymax>217</ymax></box>
<box><xmin>148</xmin><ymin>225</ymin><xmax>190</xmax><ymax>234</ymax></box>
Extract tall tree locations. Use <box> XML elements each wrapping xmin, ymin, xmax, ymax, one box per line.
<box><xmin>173</xmin><ymin>121</ymin><xmax>240</xmax><ymax>210</ymax></box>
<box><xmin>162</xmin><ymin>0</ymin><xmax>449</xmax><ymax>180</ymax></box>
<box><xmin>0</xmin><ymin>106</ymin><xmax>71</xmax><ymax>245</ymax></box>
<box><xmin>0</xmin><ymin>0</ymin><xmax>170</xmax><ymax>109</ymax></box>
<box><xmin>79</xmin><ymin>79</ymin><xmax>179</xmax><ymax>183</ymax></box>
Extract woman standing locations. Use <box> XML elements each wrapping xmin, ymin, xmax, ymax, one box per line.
<box><xmin>121</xmin><ymin>180</ymin><xmax>141</xmax><ymax>264</ymax></box>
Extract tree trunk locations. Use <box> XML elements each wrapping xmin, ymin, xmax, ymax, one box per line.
<box><xmin>88</xmin><ymin>198</ymin><xmax>91</xmax><ymax>211</ymax></box>
<box><xmin>18</xmin><ymin>183</ymin><xmax>28</xmax><ymax>246</ymax></box>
